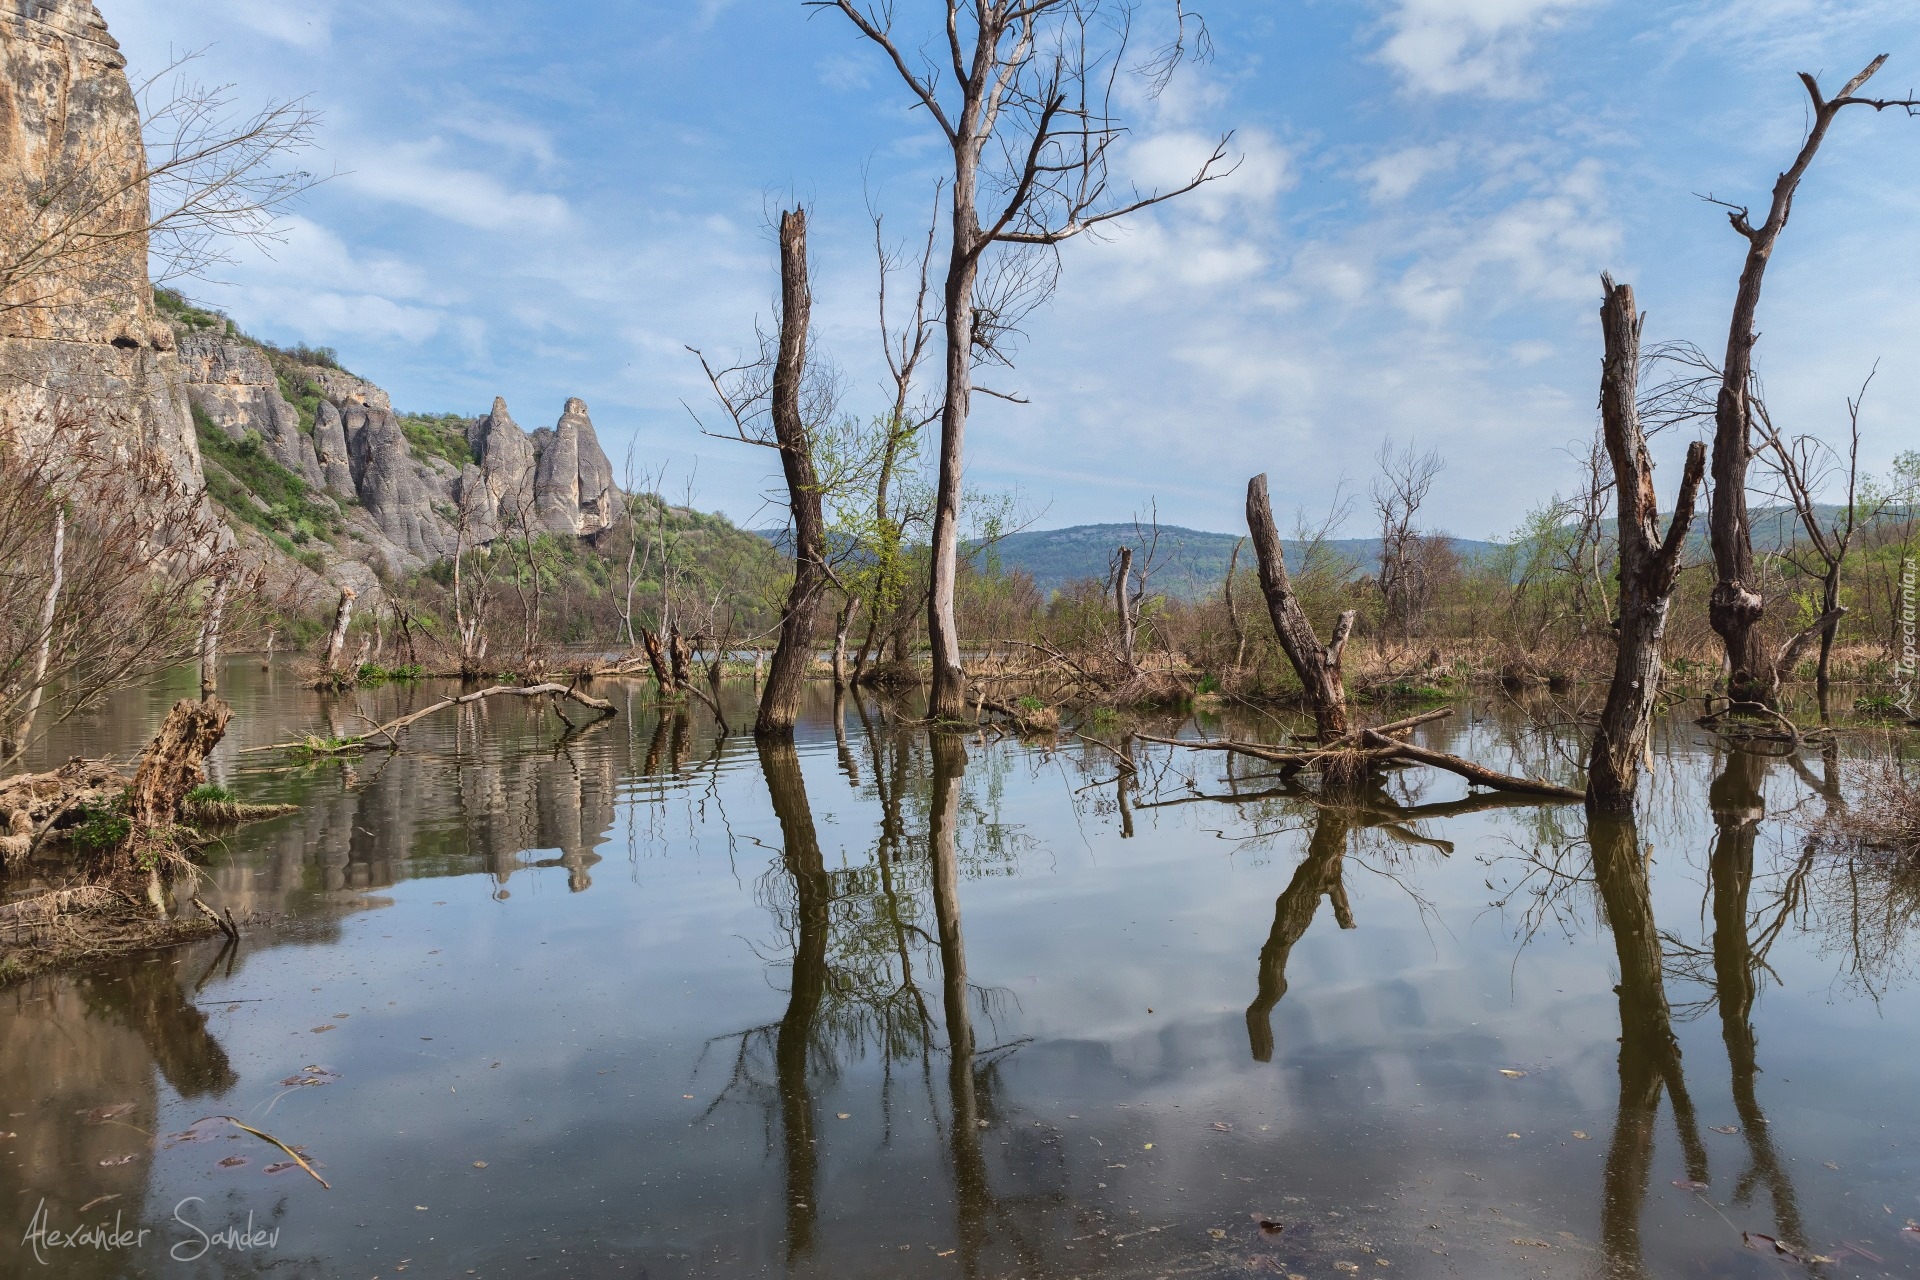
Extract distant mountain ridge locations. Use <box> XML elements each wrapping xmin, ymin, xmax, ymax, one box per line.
<box><xmin>980</xmin><ymin>523</ymin><xmax>1499</xmax><ymax>600</ymax></box>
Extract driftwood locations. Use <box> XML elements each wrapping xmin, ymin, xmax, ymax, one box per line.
<box><xmin>1140</xmin><ymin>707</ymin><xmax>1581</xmax><ymax>801</ymax></box>
<box><xmin>244</xmin><ymin>683</ymin><xmax>616</xmax><ymax>756</ymax></box>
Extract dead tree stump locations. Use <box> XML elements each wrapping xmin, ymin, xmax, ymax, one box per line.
<box><xmin>128</xmin><ymin>698</ymin><xmax>233</xmax><ymax>829</ymax></box>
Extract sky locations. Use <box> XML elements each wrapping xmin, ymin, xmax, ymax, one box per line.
<box><xmin>105</xmin><ymin>0</ymin><xmax>1920</xmax><ymax>540</ymax></box>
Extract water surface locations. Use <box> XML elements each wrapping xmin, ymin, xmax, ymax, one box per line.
<box><xmin>4</xmin><ymin>663</ymin><xmax>1919</xmax><ymax>1278</ymax></box>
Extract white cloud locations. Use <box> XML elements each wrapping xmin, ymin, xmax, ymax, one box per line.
<box><xmin>1359</xmin><ymin>141</ymin><xmax>1461</xmax><ymax>203</ymax></box>
<box><xmin>1376</xmin><ymin>0</ymin><xmax>1593</xmax><ymax>97</ymax></box>
<box><xmin>340</xmin><ymin>142</ymin><xmax>572</xmax><ymax>232</ymax></box>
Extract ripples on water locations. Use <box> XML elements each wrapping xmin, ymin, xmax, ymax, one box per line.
<box><xmin>3</xmin><ymin>660</ymin><xmax>1919</xmax><ymax>1278</ymax></box>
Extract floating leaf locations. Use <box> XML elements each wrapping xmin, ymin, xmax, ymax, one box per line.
<box><xmin>837</xmin><ymin>1113</ymin><xmax>851</xmax><ymax>1120</ymax></box>
<box><xmin>472</xmin><ymin>1160</ymin><xmax>488</xmax><ymax>1168</ymax></box>
<box><xmin>1212</xmin><ymin>1122</ymin><xmax>1233</xmax><ymax>1132</ymax></box>
<box><xmin>1671</xmin><ymin>1179</ymin><xmax>1710</xmax><ymax>1192</ymax></box>
<box><xmin>79</xmin><ymin>1103</ymin><xmax>135</xmax><ymax>1124</ymax></box>
<box><xmin>1571</xmin><ymin>1131</ymin><xmax>1589</xmax><ymax>1140</ymax></box>
<box><xmin>97</xmin><ymin>1153</ymin><xmax>138</xmax><ymax>1167</ymax></box>
<box><xmin>1710</xmin><ymin>1125</ymin><xmax>1738</xmax><ymax>1134</ymax></box>
<box><xmin>217</xmin><ymin>1155</ymin><xmax>248</xmax><ymax>1168</ymax></box>
<box><xmin>1208</xmin><ymin>1228</ymin><xmax>1227</xmax><ymax>1240</ymax></box>
<box><xmin>1250</xmin><ymin>1214</ymin><xmax>1285</xmax><ymax>1237</ymax></box>
<box><xmin>1823</xmin><ymin>1161</ymin><xmax>1840</xmax><ymax>1170</ymax></box>
<box><xmin>310</xmin><ymin>1025</ymin><xmax>335</xmax><ymax>1033</ymax></box>
<box><xmin>1498</xmin><ymin>1069</ymin><xmax>1527</xmax><ymax>1079</ymax></box>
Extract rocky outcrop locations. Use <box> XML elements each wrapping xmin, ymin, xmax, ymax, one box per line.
<box><xmin>174</xmin><ymin>321</ymin><xmax>626</xmax><ymax>580</ymax></box>
<box><xmin>0</xmin><ymin>0</ymin><xmax>209</xmax><ymax>503</ymax></box>
<box><xmin>175</xmin><ymin>330</ymin><xmax>324</xmax><ymax>487</ymax></box>
<box><xmin>532</xmin><ymin>397</ymin><xmax>617</xmax><ymax>536</ymax></box>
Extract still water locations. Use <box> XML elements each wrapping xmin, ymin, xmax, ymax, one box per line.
<box><xmin>3</xmin><ymin>661</ymin><xmax>1918</xmax><ymax>1278</ymax></box>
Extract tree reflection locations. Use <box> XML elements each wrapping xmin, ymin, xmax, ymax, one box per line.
<box><xmin>1704</xmin><ymin>748</ymin><xmax>1810</xmax><ymax>1258</ymax></box>
<box><xmin>1237</xmin><ymin>776</ymin><xmax>1559</xmax><ymax>1062</ymax></box>
<box><xmin>760</xmin><ymin>735</ymin><xmax>831</xmax><ymax>1267</ymax></box>
<box><xmin>1589</xmin><ymin>814</ymin><xmax>1707</xmax><ymax>1279</ymax></box>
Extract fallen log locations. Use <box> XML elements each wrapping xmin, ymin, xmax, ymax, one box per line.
<box><xmin>1357</xmin><ymin>729</ymin><xmax>1583</xmax><ymax>800</ymax></box>
<box><xmin>242</xmin><ymin>683</ymin><xmax>617</xmax><ymax>756</ymax></box>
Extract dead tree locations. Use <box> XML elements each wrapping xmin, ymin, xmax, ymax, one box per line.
<box><xmin>197</xmin><ymin>574</ymin><xmax>229</xmax><ymax>701</ymax></box>
<box><xmin>812</xmin><ymin>0</ymin><xmax>1232</xmax><ymax>718</ymax></box>
<box><xmin>1586</xmin><ymin>277</ymin><xmax>1708</xmax><ymax>817</ymax></box>
<box><xmin>757</xmin><ymin>212</ymin><xmax>827</xmax><ymax>733</ymax></box>
<box><xmin>1112</xmin><ymin>545</ymin><xmax>1137</xmax><ymax>674</ymax></box>
<box><xmin>323</xmin><ymin>585</ymin><xmax>355</xmax><ymax>673</ymax></box>
<box><xmin>693</xmin><ymin>210</ymin><xmax>829</xmax><ymax>735</ymax></box>
<box><xmin>1246</xmin><ymin>474</ymin><xmax>1355</xmax><ymax>740</ymax></box>
<box><xmin>1371</xmin><ymin>438</ymin><xmax>1444</xmax><ymax>651</ymax></box>
<box><xmin>1702</xmin><ymin>55</ymin><xmax>1917</xmax><ymax>706</ymax></box>
<box><xmin>1754</xmin><ymin>377</ymin><xmax>1883</xmax><ymax>706</ymax></box>
<box><xmin>831</xmin><ymin>595</ymin><xmax>860</xmax><ymax>687</ymax></box>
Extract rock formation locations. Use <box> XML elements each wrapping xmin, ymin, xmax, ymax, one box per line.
<box><xmin>3</xmin><ymin>0</ymin><xmax>623</xmax><ymax>606</ymax></box>
<box><xmin>0</xmin><ymin>0</ymin><xmax>208</xmax><ymax>498</ymax></box>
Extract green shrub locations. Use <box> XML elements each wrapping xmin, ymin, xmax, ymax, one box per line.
<box><xmin>69</xmin><ymin>795</ymin><xmax>131</xmax><ymax>850</ymax></box>
<box><xmin>185</xmin><ymin>783</ymin><xmax>236</xmax><ymax>806</ymax></box>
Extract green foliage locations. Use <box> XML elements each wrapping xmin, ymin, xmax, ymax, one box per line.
<box><xmin>1016</xmin><ymin>694</ymin><xmax>1046</xmax><ymax>713</ymax></box>
<box><xmin>152</xmin><ymin>287</ymin><xmax>230</xmax><ymax>334</ymax></box>
<box><xmin>1196</xmin><ymin>673</ymin><xmax>1221</xmax><ymax>695</ymax></box>
<box><xmin>193</xmin><ymin>406</ymin><xmax>343</xmax><ymax>552</ymax></box>
<box><xmin>261</xmin><ymin>350</ymin><xmax>329</xmax><ymax>434</ymax></box>
<box><xmin>356</xmin><ymin>662</ymin><xmax>424</xmax><ymax>685</ymax></box>
<box><xmin>68</xmin><ymin>795</ymin><xmax>131</xmax><ymax>850</ymax></box>
<box><xmin>398</xmin><ymin>412</ymin><xmax>476</xmax><ymax>468</ymax></box>
<box><xmin>185</xmin><ymin>783</ymin><xmax>236</xmax><ymax>805</ymax></box>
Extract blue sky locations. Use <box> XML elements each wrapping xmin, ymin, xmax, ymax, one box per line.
<box><xmin>108</xmin><ymin>0</ymin><xmax>1919</xmax><ymax>539</ymax></box>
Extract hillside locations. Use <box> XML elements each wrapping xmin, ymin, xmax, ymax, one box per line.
<box><xmin>982</xmin><ymin>523</ymin><xmax>1500</xmax><ymax>599</ymax></box>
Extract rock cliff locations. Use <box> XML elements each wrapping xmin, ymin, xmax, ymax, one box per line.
<box><xmin>4</xmin><ymin>0</ymin><xmax>623</xmax><ymax>612</ymax></box>
<box><xmin>0</xmin><ymin>0</ymin><xmax>208</xmax><ymax>500</ymax></box>
<box><xmin>172</xmin><ymin>298</ymin><xmax>621</xmax><ymax>587</ymax></box>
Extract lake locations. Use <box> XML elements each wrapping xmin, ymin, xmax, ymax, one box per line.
<box><xmin>3</xmin><ymin>662</ymin><xmax>1918</xmax><ymax>1278</ymax></box>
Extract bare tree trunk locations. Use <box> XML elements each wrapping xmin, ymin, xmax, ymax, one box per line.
<box><xmin>324</xmin><ymin>586</ymin><xmax>355</xmax><ymax>673</ymax></box>
<box><xmin>1224</xmin><ymin>535</ymin><xmax>1247</xmax><ymax>673</ymax></box>
<box><xmin>1114</xmin><ymin>545</ymin><xmax>1137</xmax><ymax>674</ymax></box>
<box><xmin>640</xmin><ymin>627</ymin><xmax>674</xmax><ymax>693</ymax></box>
<box><xmin>927</xmin><ymin>206</ymin><xmax>980</xmax><ymax>721</ymax></box>
<box><xmin>197</xmin><ymin>574</ymin><xmax>229</xmax><ymax>701</ymax></box>
<box><xmin>1245</xmin><ymin>474</ymin><xmax>1354</xmax><ymax>740</ymax></box>
<box><xmin>10</xmin><ymin>507</ymin><xmax>65</xmax><ymax>758</ymax></box>
<box><xmin>831</xmin><ymin>595</ymin><xmax>860</xmax><ymax>687</ymax></box>
<box><xmin>1706</xmin><ymin>57</ymin><xmax>1917</xmax><ymax>706</ymax></box>
<box><xmin>758</xmin><ymin>209</ymin><xmax>829</xmax><ymax>736</ymax></box>
<box><xmin>1587</xmin><ymin>277</ymin><xmax>1708</xmax><ymax>816</ymax></box>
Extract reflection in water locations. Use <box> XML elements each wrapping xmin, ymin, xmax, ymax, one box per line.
<box><xmin>1705</xmin><ymin>748</ymin><xmax>1810</xmax><ymax>1259</ymax></box>
<box><xmin>12</xmin><ymin>669</ymin><xmax>1920</xmax><ymax>1278</ymax></box>
<box><xmin>761</xmin><ymin>735</ymin><xmax>831</xmax><ymax>1268</ymax></box>
<box><xmin>1590</xmin><ymin>814</ymin><xmax>1707</xmax><ymax>1279</ymax></box>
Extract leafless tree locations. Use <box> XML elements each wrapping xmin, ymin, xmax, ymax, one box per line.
<box><xmin>1371</xmin><ymin>438</ymin><xmax>1444</xmax><ymax>651</ymax></box>
<box><xmin>1753</xmin><ymin>373</ymin><xmax>1885</xmax><ymax>708</ymax></box>
<box><xmin>693</xmin><ymin>209</ymin><xmax>835</xmax><ymax>734</ymax></box>
<box><xmin>0</xmin><ymin>408</ymin><xmax>240</xmax><ymax>767</ymax></box>
<box><xmin>810</xmin><ymin>0</ymin><xmax>1233</xmax><ymax>718</ymax></box>
<box><xmin>1245</xmin><ymin>474</ymin><xmax>1354</xmax><ymax>740</ymax></box>
<box><xmin>1</xmin><ymin>57</ymin><xmax>322</xmax><ymax>321</ymax></box>
<box><xmin>1698</xmin><ymin>55</ymin><xmax>1916</xmax><ymax>707</ymax></box>
<box><xmin>1586</xmin><ymin>276</ymin><xmax>1707</xmax><ymax>816</ymax></box>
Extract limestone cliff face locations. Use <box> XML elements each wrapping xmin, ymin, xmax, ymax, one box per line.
<box><xmin>0</xmin><ymin>0</ymin><xmax>207</xmax><ymax>498</ymax></box>
<box><xmin>4</xmin><ymin>0</ymin><xmax>621</xmax><ymax>603</ymax></box>
<box><xmin>175</xmin><ymin>322</ymin><xmax>624</xmax><ymax>581</ymax></box>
